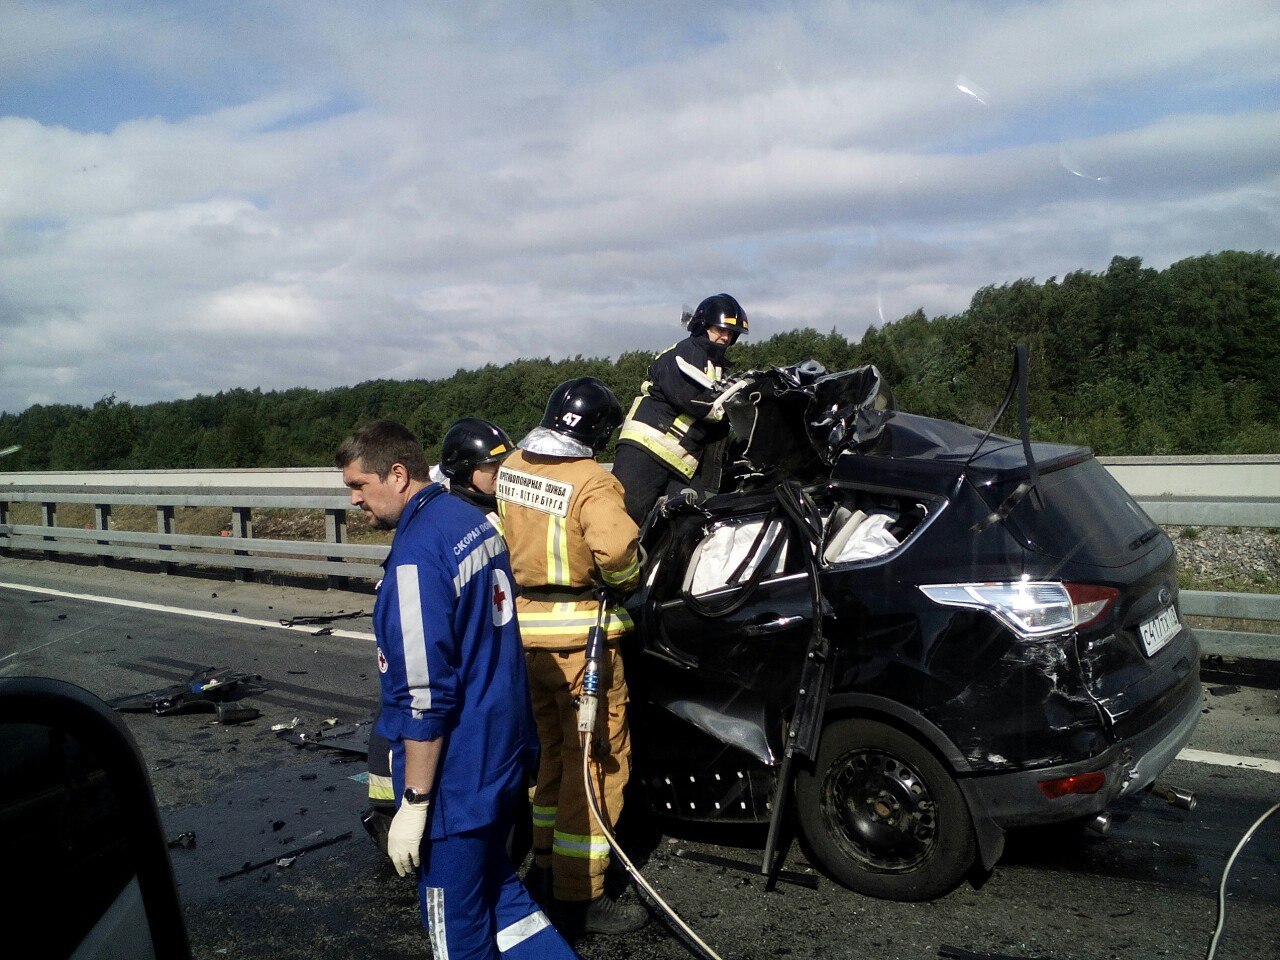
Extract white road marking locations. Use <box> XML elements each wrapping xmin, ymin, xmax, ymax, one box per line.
<box><xmin>4</xmin><ymin>582</ymin><xmax>1279</xmax><ymax>777</ymax></box>
<box><xmin>0</xmin><ymin>581</ymin><xmax>376</xmax><ymax>642</ymax></box>
<box><xmin>1176</xmin><ymin>748</ymin><xmax>1280</xmax><ymax>775</ymax></box>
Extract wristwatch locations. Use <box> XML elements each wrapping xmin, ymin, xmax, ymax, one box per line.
<box><xmin>403</xmin><ymin>787</ymin><xmax>432</xmax><ymax>806</ymax></box>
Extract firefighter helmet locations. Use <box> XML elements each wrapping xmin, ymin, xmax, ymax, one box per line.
<box><xmin>687</xmin><ymin>293</ymin><xmax>749</xmax><ymax>341</ymax></box>
<box><xmin>539</xmin><ymin>377</ymin><xmax>623</xmax><ymax>452</ymax></box>
<box><xmin>438</xmin><ymin>418</ymin><xmax>513</xmax><ymax>486</ymax></box>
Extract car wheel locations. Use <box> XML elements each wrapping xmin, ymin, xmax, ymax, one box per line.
<box><xmin>795</xmin><ymin>718</ymin><xmax>976</xmax><ymax>901</ymax></box>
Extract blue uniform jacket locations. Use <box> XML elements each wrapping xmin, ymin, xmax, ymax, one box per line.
<box><xmin>374</xmin><ymin>483</ymin><xmax>538</xmax><ymax>839</ymax></box>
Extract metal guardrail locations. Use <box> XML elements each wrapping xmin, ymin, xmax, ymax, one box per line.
<box><xmin>0</xmin><ymin>483</ymin><xmax>385</xmax><ymax>586</ymax></box>
<box><xmin>1179</xmin><ymin>590</ymin><xmax>1280</xmax><ymax>662</ymax></box>
<box><xmin>1</xmin><ymin>461</ymin><xmax>1277</xmax><ymax>606</ymax></box>
<box><xmin>1099</xmin><ymin>455</ymin><xmax>1280</xmax><ymax>529</ymax></box>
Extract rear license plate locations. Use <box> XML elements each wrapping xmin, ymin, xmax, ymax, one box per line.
<box><xmin>1139</xmin><ymin>605</ymin><xmax>1181</xmax><ymax>657</ymax></box>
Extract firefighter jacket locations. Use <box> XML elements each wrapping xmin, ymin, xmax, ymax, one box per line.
<box><xmin>618</xmin><ymin>334</ymin><xmax>729</xmax><ymax>479</ymax></box>
<box><xmin>373</xmin><ymin>483</ymin><xmax>538</xmax><ymax>840</ymax></box>
<box><xmin>496</xmin><ymin>450</ymin><xmax>641</xmax><ymax>649</ymax></box>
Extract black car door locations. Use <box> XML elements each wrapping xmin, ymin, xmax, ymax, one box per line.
<box><xmin>647</xmin><ymin>508</ymin><xmax>815</xmax><ymax>708</ymax></box>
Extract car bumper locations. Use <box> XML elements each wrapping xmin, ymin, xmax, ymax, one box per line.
<box><xmin>961</xmin><ymin>669</ymin><xmax>1202</xmax><ymax>829</ymax></box>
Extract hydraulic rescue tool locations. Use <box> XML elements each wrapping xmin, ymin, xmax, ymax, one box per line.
<box><xmin>578</xmin><ymin>584</ymin><xmax>725</xmax><ymax>960</ymax></box>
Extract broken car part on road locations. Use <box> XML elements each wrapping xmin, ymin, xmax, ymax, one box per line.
<box><xmin>273</xmin><ymin>716</ymin><xmax>372</xmax><ymax>755</ymax></box>
<box><xmin>109</xmin><ymin>667</ymin><xmax>266</xmax><ymax>725</ymax></box>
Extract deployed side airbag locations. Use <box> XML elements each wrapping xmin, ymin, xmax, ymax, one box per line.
<box><xmin>685</xmin><ymin>518</ymin><xmax>789</xmax><ymax>596</ymax></box>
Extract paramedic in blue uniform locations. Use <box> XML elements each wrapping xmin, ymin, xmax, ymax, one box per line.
<box><xmin>336</xmin><ymin>420</ymin><xmax>576</xmax><ymax>960</ymax></box>
<box><xmin>363</xmin><ymin>417</ymin><xmax>515</xmax><ymax>838</ymax></box>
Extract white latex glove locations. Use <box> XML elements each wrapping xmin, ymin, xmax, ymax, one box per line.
<box><xmin>387</xmin><ymin>801</ymin><xmax>429</xmax><ymax>877</ymax></box>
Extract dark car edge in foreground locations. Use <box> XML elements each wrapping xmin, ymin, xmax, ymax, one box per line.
<box><xmin>625</xmin><ymin>359</ymin><xmax>1201</xmax><ymax>901</ymax></box>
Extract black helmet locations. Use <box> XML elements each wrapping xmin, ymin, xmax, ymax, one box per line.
<box><xmin>687</xmin><ymin>293</ymin><xmax>749</xmax><ymax>341</ymax></box>
<box><xmin>439</xmin><ymin>418</ymin><xmax>513</xmax><ymax>485</ymax></box>
<box><xmin>540</xmin><ymin>377</ymin><xmax>622</xmax><ymax>452</ymax></box>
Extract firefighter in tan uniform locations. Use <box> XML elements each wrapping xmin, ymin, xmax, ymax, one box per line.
<box><xmin>496</xmin><ymin>377</ymin><xmax>648</xmax><ymax>936</ymax></box>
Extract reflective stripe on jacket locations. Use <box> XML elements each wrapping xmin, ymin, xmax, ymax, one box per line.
<box><xmin>618</xmin><ymin>335</ymin><xmax>726</xmax><ymax>479</ymax></box>
<box><xmin>496</xmin><ymin>451</ymin><xmax>640</xmax><ymax>649</ymax></box>
<box><xmin>372</xmin><ymin>484</ymin><xmax>537</xmax><ymax>839</ymax></box>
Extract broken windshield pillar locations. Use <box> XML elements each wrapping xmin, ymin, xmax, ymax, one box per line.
<box><xmin>804</xmin><ymin>364</ymin><xmax>896</xmax><ymax>465</ymax></box>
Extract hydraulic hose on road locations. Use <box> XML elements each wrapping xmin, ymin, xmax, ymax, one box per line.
<box><xmin>577</xmin><ymin>586</ymin><xmax>725</xmax><ymax>960</ymax></box>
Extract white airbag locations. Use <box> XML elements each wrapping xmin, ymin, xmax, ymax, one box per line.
<box><xmin>686</xmin><ymin>518</ymin><xmax>788</xmax><ymax>596</ymax></box>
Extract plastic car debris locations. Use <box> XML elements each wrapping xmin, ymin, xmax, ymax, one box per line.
<box><xmin>166</xmin><ymin>832</ymin><xmax>197</xmax><ymax>850</ymax></box>
<box><xmin>108</xmin><ymin>667</ymin><xmax>266</xmax><ymax>720</ymax></box>
<box><xmin>216</xmin><ymin>831</ymin><xmax>354</xmax><ymax>881</ymax></box>
<box><xmin>271</xmin><ymin>717</ymin><xmax>301</xmax><ymax>731</ymax></box>
<box><xmin>273</xmin><ymin>719</ymin><xmax>370</xmax><ymax>755</ymax></box>
<box><xmin>278</xmin><ymin>611</ymin><xmax>366</xmax><ymax>627</ymax></box>
<box><xmin>211</xmin><ymin>703</ymin><xmax>261</xmax><ymax>724</ymax></box>
<box><xmin>361</xmin><ymin>807</ymin><xmax>392</xmax><ymax>856</ymax></box>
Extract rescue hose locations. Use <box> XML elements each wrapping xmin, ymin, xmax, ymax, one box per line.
<box><xmin>577</xmin><ymin>588</ymin><xmax>725</xmax><ymax>960</ymax></box>
<box><xmin>579</xmin><ymin>742</ymin><xmax>724</xmax><ymax>960</ymax></box>
<box><xmin>1205</xmin><ymin>799</ymin><xmax>1280</xmax><ymax>960</ymax></box>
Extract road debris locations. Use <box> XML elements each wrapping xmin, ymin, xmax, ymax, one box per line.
<box><xmin>109</xmin><ymin>667</ymin><xmax>266</xmax><ymax>721</ymax></box>
<box><xmin>278</xmin><ymin>610</ymin><xmax>366</xmax><ymax>627</ymax></box>
<box><xmin>216</xmin><ymin>830</ymin><xmax>354</xmax><ymax>881</ymax></box>
<box><xmin>273</xmin><ymin>717</ymin><xmax>372</xmax><ymax>755</ymax></box>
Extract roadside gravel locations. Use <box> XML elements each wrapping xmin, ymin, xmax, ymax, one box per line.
<box><xmin>1165</xmin><ymin>524</ymin><xmax>1280</xmax><ymax>592</ymax></box>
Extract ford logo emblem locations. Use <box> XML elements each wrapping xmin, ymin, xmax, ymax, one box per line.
<box><xmin>1158</xmin><ymin>586</ymin><xmax>1172</xmax><ymax>608</ymax></box>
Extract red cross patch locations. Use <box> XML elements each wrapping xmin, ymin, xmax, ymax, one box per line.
<box><xmin>377</xmin><ymin>647</ymin><xmax>388</xmax><ymax>673</ymax></box>
<box><xmin>491</xmin><ymin>568</ymin><xmax>515</xmax><ymax>627</ymax></box>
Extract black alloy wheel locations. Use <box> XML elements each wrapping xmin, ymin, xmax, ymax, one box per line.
<box><xmin>795</xmin><ymin>718</ymin><xmax>976</xmax><ymax>901</ymax></box>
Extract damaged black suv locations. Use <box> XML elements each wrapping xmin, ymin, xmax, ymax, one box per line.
<box><xmin>624</xmin><ymin>352</ymin><xmax>1201</xmax><ymax>901</ymax></box>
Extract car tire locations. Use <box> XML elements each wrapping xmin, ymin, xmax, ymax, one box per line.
<box><xmin>795</xmin><ymin>718</ymin><xmax>976</xmax><ymax>901</ymax></box>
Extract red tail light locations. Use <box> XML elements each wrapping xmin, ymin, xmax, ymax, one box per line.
<box><xmin>1064</xmin><ymin>583</ymin><xmax>1118</xmax><ymax>628</ymax></box>
<box><xmin>1038</xmin><ymin>770</ymin><xmax>1106</xmax><ymax>799</ymax></box>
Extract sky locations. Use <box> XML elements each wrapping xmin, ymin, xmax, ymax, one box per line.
<box><xmin>1</xmin><ymin>0</ymin><xmax>1277</xmax><ymax>415</ymax></box>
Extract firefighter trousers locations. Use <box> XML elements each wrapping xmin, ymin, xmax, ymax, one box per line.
<box><xmin>526</xmin><ymin>645</ymin><xmax>630</xmax><ymax>902</ymax></box>
<box><xmin>611</xmin><ymin>444</ymin><xmax>692</xmax><ymax>527</ymax></box>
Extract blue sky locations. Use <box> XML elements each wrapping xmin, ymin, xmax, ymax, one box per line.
<box><xmin>1</xmin><ymin>0</ymin><xmax>1277</xmax><ymax>414</ymax></box>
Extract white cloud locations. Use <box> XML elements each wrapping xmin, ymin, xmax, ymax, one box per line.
<box><xmin>1</xmin><ymin>0</ymin><xmax>1277</xmax><ymax>413</ymax></box>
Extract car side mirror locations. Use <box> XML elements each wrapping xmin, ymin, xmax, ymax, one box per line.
<box><xmin>0</xmin><ymin>677</ymin><xmax>191</xmax><ymax>960</ymax></box>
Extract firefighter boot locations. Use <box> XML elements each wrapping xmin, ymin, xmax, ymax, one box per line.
<box><xmin>581</xmin><ymin>890</ymin><xmax>649</xmax><ymax>936</ymax></box>
<box><xmin>523</xmin><ymin>863</ymin><xmax>553</xmax><ymax>909</ymax></box>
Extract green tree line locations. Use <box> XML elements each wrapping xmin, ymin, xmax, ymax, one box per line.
<box><xmin>2</xmin><ymin>250</ymin><xmax>1277</xmax><ymax>472</ymax></box>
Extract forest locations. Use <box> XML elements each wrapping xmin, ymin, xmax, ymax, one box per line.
<box><xmin>2</xmin><ymin>250</ymin><xmax>1277</xmax><ymax>472</ymax></box>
